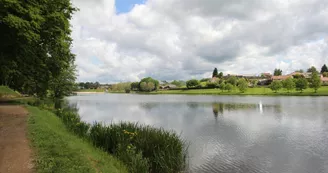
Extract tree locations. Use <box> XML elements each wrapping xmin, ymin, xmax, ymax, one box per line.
<box><xmin>295</xmin><ymin>69</ymin><xmax>304</xmax><ymax>73</ymax></box>
<box><xmin>171</xmin><ymin>80</ymin><xmax>185</xmax><ymax>87</ymax></box>
<box><xmin>323</xmin><ymin>72</ymin><xmax>328</xmax><ymax>77</ymax></box>
<box><xmin>283</xmin><ymin>78</ymin><xmax>295</xmax><ymax>93</ymax></box>
<box><xmin>274</xmin><ymin>69</ymin><xmax>282</xmax><ymax>76</ymax></box>
<box><xmin>147</xmin><ymin>82</ymin><xmax>155</xmax><ymax>91</ymax></box>
<box><xmin>139</xmin><ymin>77</ymin><xmax>159</xmax><ymax>91</ymax></box>
<box><xmin>206</xmin><ymin>81</ymin><xmax>218</xmax><ymax>88</ymax></box>
<box><xmin>310</xmin><ymin>71</ymin><xmax>321</xmax><ymax>92</ymax></box>
<box><xmin>218</xmin><ymin>72</ymin><xmax>223</xmax><ymax>78</ymax></box>
<box><xmin>295</xmin><ymin>78</ymin><xmax>308</xmax><ymax>93</ymax></box>
<box><xmin>269</xmin><ymin>81</ymin><xmax>283</xmax><ymax>93</ymax></box>
<box><xmin>225</xmin><ymin>83</ymin><xmax>233</xmax><ymax>92</ymax></box>
<box><xmin>237</xmin><ymin>78</ymin><xmax>248</xmax><ymax>93</ymax></box>
<box><xmin>307</xmin><ymin>66</ymin><xmax>318</xmax><ymax>73</ymax></box>
<box><xmin>212</xmin><ymin>68</ymin><xmax>218</xmax><ymax>78</ymax></box>
<box><xmin>226</xmin><ymin>76</ymin><xmax>237</xmax><ymax>86</ymax></box>
<box><xmin>219</xmin><ymin>83</ymin><xmax>226</xmax><ymax>92</ymax></box>
<box><xmin>0</xmin><ymin>0</ymin><xmax>77</xmax><ymax>99</ymax></box>
<box><xmin>186</xmin><ymin>79</ymin><xmax>200</xmax><ymax>89</ymax></box>
<box><xmin>321</xmin><ymin>64</ymin><xmax>328</xmax><ymax>74</ymax></box>
<box><xmin>140</xmin><ymin>82</ymin><xmax>147</xmax><ymax>91</ymax></box>
<box><xmin>131</xmin><ymin>82</ymin><xmax>139</xmax><ymax>91</ymax></box>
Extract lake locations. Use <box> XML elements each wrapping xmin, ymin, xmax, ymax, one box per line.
<box><xmin>67</xmin><ymin>93</ymin><xmax>328</xmax><ymax>173</ymax></box>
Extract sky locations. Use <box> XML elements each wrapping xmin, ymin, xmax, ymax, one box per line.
<box><xmin>70</xmin><ymin>0</ymin><xmax>328</xmax><ymax>83</ymax></box>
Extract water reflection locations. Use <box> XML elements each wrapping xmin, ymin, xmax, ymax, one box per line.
<box><xmin>66</xmin><ymin>94</ymin><xmax>328</xmax><ymax>173</ymax></box>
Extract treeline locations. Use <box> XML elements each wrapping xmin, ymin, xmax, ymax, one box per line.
<box><xmin>78</xmin><ymin>82</ymin><xmax>100</xmax><ymax>89</ymax></box>
<box><xmin>0</xmin><ymin>0</ymin><xmax>77</xmax><ymax>101</ymax></box>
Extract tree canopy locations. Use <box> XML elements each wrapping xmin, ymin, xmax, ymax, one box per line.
<box><xmin>307</xmin><ymin>66</ymin><xmax>318</xmax><ymax>73</ymax></box>
<box><xmin>321</xmin><ymin>64</ymin><xmax>328</xmax><ymax>74</ymax></box>
<box><xmin>273</xmin><ymin>69</ymin><xmax>282</xmax><ymax>76</ymax></box>
<box><xmin>212</xmin><ymin>68</ymin><xmax>218</xmax><ymax>78</ymax></box>
<box><xmin>0</xmin><ymin>0</ymin><xmax>77</xmax><ymax>99</ymax></box>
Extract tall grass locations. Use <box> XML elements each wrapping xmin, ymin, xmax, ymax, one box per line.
<box><xmin>56</xmin><ymin>108</ymin><xmax>188</xmax><ymax>173</ymax></box>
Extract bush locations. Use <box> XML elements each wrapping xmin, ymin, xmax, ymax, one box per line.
<box><xmin>225</xmin><ymin>83</ymin><xmax>233</xmax><ymax>92</ymax></box>
<box><xmin>237</xmin><ymin>78</ymin><xmax>248</xmax><ymax>92</ymax></box>
<box><xmin>269</xmin><ymin>80</ymin><xmax>283</xmax><ymax>93</ymax></box>
<box><xmin>139</xmin><ymin>77</ymin><xmax>159</xmax><ymax>91</ymax></box>
<box><xmin>186</xmin><ymin>79</ymin><xmax>200</xmax><ymax>89</ymax></box>
<box><xmin>206</xmin><ymin>81</ymin><xmax>218</xmax><ymax>88</ymax></box>
<box><xmin>295</xmin><ymin>78</ymin><xmax>308</xmax><ymax>92</ymax></box>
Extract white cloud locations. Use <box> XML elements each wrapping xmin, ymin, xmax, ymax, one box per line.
<box><xmin>71</xmin><ymin>0</ymin><xmax>328</xmax><ymax>83</ymax></box>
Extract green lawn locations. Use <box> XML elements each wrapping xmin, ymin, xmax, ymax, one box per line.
<box><xmin>151</xmin><ymin>86</ymin><xmax>328</xmax><ymax>96</ymax></box>
<box><xmin>0</xmin><ymin>85</ymin><xmax>20</xmax><ymax>97</ymax></box>
<box><xmin>27</xmin><ymin>106</ymin><xmax>127</xmax><ymax>173</ymax></box>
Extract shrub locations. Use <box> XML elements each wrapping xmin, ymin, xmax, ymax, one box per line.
<box><xmin>186</xmin><ymin>79</ymin><xmax>200</xmax><ymax>89</ymax></box>
<box><xmin>282</xmin><ymin>78</ymin><xmax>295</xmax><ymax>93</ymax></box>
<box><xmin>295</xmin><ymin>78</ymin><xmax>308</xmax><ymax>92</ymax></box>
<box><xmin>269</xmin><ymin>80</ymin><xmax>283</xmax><ymax>93</ymax></box>
<box><xmin>139</xmin><ymin>77</ymin><xmax>159</xmax><ymax>91</ymax></box>
<box><xmin>237</xmin><ymin>78</ymin><xmax>248</xmax><ymax>93</ymax></box>
<box><xmin>225</xmin><ymin>83</ymin><xmax>233</xmax><ymax>92</ymax></box>
<box><xmin>206</xmin><ymin>81</ymin><xmax>218</xmax><ymax>88</ymax></box>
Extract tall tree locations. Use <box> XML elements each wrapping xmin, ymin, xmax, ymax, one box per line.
<box><xmin>273</xmin><ymin>69</ymin><xmax>282</xmax><ymax>76</ymax></box>
<box><xmin>310</xmin><ymin>71</ymin><xmax>321</xmax><ymax>93</ymax></box>
<box><xmin>0</xmin><ymin>0</ymin><xmax>77</xmax><ymax>99</ymax></box>
<box><xmin>321</xmin><ymin>64</ymin><xmax>328</xmax><ymax>74</ymax></box>
<box><xmin>307</xmin><ymin>66</ymin><xmax>318</xmax><ymax>73</ymax></box>
<box><xmin>212</xmin><ymin>68</ymin><xmax>219</xmax><ymax>78</ymax></box>
<box><xmin>269</xmin><ymin>81</ymin><xmax>283</xmax><ymax>93</ymax></box>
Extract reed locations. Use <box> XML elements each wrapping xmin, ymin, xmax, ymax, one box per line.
<box><xmin>57</xmin><ymin>109</ymin><xmax>188</xmax><ymax>173</ymax></box>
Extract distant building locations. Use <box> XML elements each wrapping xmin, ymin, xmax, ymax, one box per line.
<box><xmin>160</xmin><ymin>84</ymin><xmax>177</xmax><ymax>90</ymax></box>
<box><xmin>321</xmin><ymin>75</ymin><xmax>328</xmax><ymax>84</ymax></box>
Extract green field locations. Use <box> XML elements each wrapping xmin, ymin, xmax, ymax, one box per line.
<box><xmin>151</xmin><ymin>86</ymin><xmax>328</xmax><ymax>96</ymax></box>
<box><xmin>0</xmin><ymin>85</ymin><xmax>20</xmax><ymax>97</ymax></box>
<box><xmin>27</xmin><ymin>106</ymin><xmax>127</xmax><ymax>173</ymax></box>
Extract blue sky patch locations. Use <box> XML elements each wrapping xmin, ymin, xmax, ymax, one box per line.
<box><xmin>115</xmin><ymin>0</ymin><xmax>145</xmax><ymax>14</ymax></box>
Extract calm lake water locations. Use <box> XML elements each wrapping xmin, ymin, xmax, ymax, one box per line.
<box><xmin>67</xmin><ymin>94</ymin><xmax>328</xmax><ymax>173</ymax></box>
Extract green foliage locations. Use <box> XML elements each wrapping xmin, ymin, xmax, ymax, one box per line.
<box><xmin>310</xmin><ymin>71</ymin><xmax>321</xmax><ymax>92</ymax></box>
<box><xmin>237</xmin><ymin>78</ymin><xmax>248</xmax><ymax>93</ymax></box>
<box><xmin>274</xmin><ymin>68</ymin><xmax>282</xmax><ymax>76</ymax></box>
<box><xmin>0</xmin><ymin>0</ymin><xmax>77</xmax><ymax>99</ymax></box>
<box><xmin>0</xmin><ymin>85</ymin><xmax>20</xmax><ymax>97</ymax></box>
<box><xmin>200</xmin><ymin>78</ymin><xmax>210</xmax><ymax>82</ymax></box>
<box><xmin>55</xmin><ymin>108</ymin><xmax>187</xmax><ymax>173</ymax></box>
<box><xmin>111</xmin><ymin>82</ymin><xmax>132</xmax><ymax>92</ymax></box>
<box><xmin>78</xmin><ymin>82</ymin><xmax>100</xmax><ymax>89</ymax></box>
<box><xmin>269</xmin><ymin>81</ymin><xmax>283</xmax><ymax>93</ymax></box>
<box><xmin>225</xmin><ymin>83</ymin><xmax>233</xmax><ymax>92</ymax></box>
<box><xmin>218</xmin><ymin>72</ymin><xmax>223</xmax><ymax>78</ymax></box>
<box><xmin>295</xmin><ymin>78</ymin><xmax>308</xmax><ymax>92</ymax></box>
<box><xmin>212</xmin><ymin>68</ymin><xmax>218</xmax><ymax>78</ymax></box>
<box><xmin>323</xmin><ymin>72</ymin><xmax>328</xmax><ymax>77</ymax></box>
<box><xmin>321</xmin><ymin>64</ymin><xmax>328</xmax><ymax>74</ymax></box>
<box><xmin>170</xmin><ymin>80</ymin><xmax>185</xmax><ymax>87</ymax></box>
<box><xmin>283</xmin><ymin>78</ymin><xmax>295</xmax><ymax>93</ymax></box>
<box><xmin>139</xmin><ymin>77</ymin><xmax>159</xmax><ymax>91</ymax></box>
<box><xmin>186</xmin><ymin>79</ymin><xmax>200</xmax><ymax>89</ymax></box>
<box><xmin>219</xmin><ymin>83</ymin><xmax>226</xmax><ymax>92</ymax></box>
<box><xmin>206</xmin><ymin>81</ymin><xmax>218</xmax><ymax>88</ymax></box>
<box><xmin>307</xmin><ymin>66</ymin><xmax>318</xmax><ymax>73</ymax></box>
<box><xmin>226</xmin><ymin>77</ymin><xmax>237</xmax><ymax>86</ymax></box>
<box><xmin>27</xmin><ymin>106</ymin><xmax>127</xmax><ymax>173</ymax></box>
<box><xmin>131</xmin><ymin>82</ymin><xmax>139</xmax><ymax>91</ymax></box>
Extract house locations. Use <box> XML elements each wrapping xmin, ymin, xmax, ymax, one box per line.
<box><xmin>160</xmin><ymin>84</ymin><xmax>177</xmax><ymax>90</ymax></box>
<box><xmin>261</xmin><ymin>73</ymin><xmax>272</xmax><ymax>79</ymax></box>
<box><xmin>271</xmin><ymin>75</ymin><xmax>291</xmax><ymax>81</ymax></box>
<box><xmin>321</xmin><ymin>75</ymin><xmax>328</xmax><ymax>84</ymax></box>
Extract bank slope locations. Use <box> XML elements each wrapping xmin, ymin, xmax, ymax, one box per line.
<box><xmin>27</xmin><ymin>106</ymin><xmax>127</xmax><ymax>173</ymax></box>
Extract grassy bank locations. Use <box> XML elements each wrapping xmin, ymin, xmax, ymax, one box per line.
<box><xmin>0</xmin><ymin>85</ymin><xmax>20</xmax><ymax>98</ymax></box>
<box><xmin>150</xmin><ymin>86</ymin><xmax>328</xmax><ymax>96</ymax></box>
<box><xmin>57</xmin><ymin>109</ymin><xmax>188</xmax><ymax>173</ymax></box>
<box><xmin>27</xmin><ymin>106</ymin><xmax>127</xmax><ymax>173</ymax></box>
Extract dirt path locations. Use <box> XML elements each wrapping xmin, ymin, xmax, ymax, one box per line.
<box><xmin>0</xmin><ymin>104</ymin><xmax>33</xmax><ymax>173</ymax></box>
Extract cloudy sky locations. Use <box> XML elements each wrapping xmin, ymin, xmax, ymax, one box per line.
<box><xmin>71</xmin><ymin>0</ymin><xmax>328</xmax><ymax>83</ymax></box>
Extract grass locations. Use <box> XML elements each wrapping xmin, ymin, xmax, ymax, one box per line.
<box><xmin>0</xmin><ymin>85</ymin><xmax>20</xmax><ymax>97</ymax></box>
<box><xmin>77</xmin><ymin>88</ymin><xmax>105</xmax><ymax>92</ymax></box>
<box><xmin>27</xmin><ymin>106</ymin><xmax>127</xmax><ymax>173</ymax></box>
<box><xmin>150</xmin><ymin>86</ymin><xmax>328</xmax><ymax>96</ymax></box>
<box><xmin>57</xmin><ymin>108</ymin><xmax>188</xmax><ymax>173</ymax></box>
